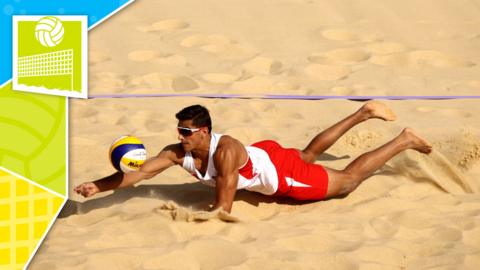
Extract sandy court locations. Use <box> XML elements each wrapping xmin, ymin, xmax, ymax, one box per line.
<box><xmin>88</xmin><ymin>0</ymin><xmax>480</xmax><ymax>96</ymax></box>
<box><xmin>28</xmin><ymin>98</ymin><xmax>480</xmax><ymax>269</ymax></box>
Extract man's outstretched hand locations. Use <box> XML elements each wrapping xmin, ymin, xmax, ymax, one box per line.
<box><xmin>74</xmin><ymin>182</ymin><xmax>100</xmax><ymax>198</ymax></box>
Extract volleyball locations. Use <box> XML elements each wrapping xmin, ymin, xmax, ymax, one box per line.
<box><xmin>109</xmin><ymin>136</ymin><xmax>147</xmax><ymax>173</ymax></box>
<box><xmin>35</xmin><ymin>16</ymin><xmax>65</xmax><ymax>47</ymax></box>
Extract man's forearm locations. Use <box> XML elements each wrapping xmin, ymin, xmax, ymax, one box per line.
<box><xmin>93</xmin><ymin>171</ymin><xmax>145</xmax><ymax>192</ymax></box>
<box><xmin>93</xmin><ymin>172</ymin><xmax>125</xmax><ymax>192</ymax></box>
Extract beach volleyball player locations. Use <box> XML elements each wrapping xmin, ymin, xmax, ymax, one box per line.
<box><xmin>74</xmin><ymin>102</ymin><xmax>432</xmax><ymax>213</ymax></box>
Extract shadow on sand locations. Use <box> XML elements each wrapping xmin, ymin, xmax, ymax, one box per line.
<box><xmin>60</xmin><ymin>152</ymin><xmax>385</xmax><ymax>218</ymax></box>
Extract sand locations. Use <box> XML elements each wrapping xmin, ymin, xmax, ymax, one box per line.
<box><xmin>26</xmin><ymin>0</ymin><xmax>480</xmax><ymax>268</ymax></box>
<box><xmin>87</xmin><ymin>0</ymin><xmax>480</xmax><ymax>96</ymax></box>
<box><xmin>28</xmin><ymin>98</ymin><xmax>480</xmax><ymax>269</ymax></box>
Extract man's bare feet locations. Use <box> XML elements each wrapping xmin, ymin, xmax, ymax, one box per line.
<box><xmin>361</xmin><ymin>101</ymin><xmax>397</xmax><ymax>121</ymax></box>
<box><xmin>401</xmin><ymin>127</ymin><xmax>433</xmax><ymax>154</ymax></box>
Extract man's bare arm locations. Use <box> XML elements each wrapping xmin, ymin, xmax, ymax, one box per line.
<box><xmin>212</xmin><ymin>139</ymin><xmax>246</xmax><ymax>213</ymax></box>
<box><xmin>74</xmin><ymin>145</ymin><xmax>179</xmax><ymax>198</ymax></box>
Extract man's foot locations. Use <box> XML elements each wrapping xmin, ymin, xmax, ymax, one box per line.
<box><xmin>401</xmin><ymin>127</ymin><xmax>433</xmax><ymax>154</ymax></box>
<box><xmin>361</xmin><ymin>101</ymin><xmax>397</xmax><ymax>121</ymax></box>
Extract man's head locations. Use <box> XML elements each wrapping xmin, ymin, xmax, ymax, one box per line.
<box><xmin>175</xmin><ymin>105</ymin><xmax>212</xmax><ymax>151</ymax></box>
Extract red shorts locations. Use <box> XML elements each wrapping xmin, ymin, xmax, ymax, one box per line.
<box><xmin>251</xmin><ymin>140</ymin><xmax>329</xmax><ymax>201</ymax></box>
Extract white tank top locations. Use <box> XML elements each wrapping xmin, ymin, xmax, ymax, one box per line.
<box><xmin>182</xmin><ymin>133</ymin><xmax>279</xmax><ymax>195</ymax></box>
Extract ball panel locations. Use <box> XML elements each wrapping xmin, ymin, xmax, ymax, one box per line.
<box><xmin>51</xmin><ymin>21</ymin><xmax>63</xmax><ymax>37</ymax></box>
<box><xmin>122</xmin><ymin>148</ymin><xmax>147</xmax><ymax>160</ymax></box>
<box><xmin>119</xmin><ymin>161</ymin><xmax>135</xmax><ymax>173</ymax></box>
<box><xmin>40</xmin><ymin>17</ymin><xmax>57</xmax><ymax>28</ymax></box>
<box><xmin>110</xmin><ymin>144</ymin><xmax>146</xmax><ymax>173</ymax></box>
<box><xmin>110</xmin><ymin>148</ymin><xmax>124</xmax><ymax>172</ymax></box>
<box><xmin>42</xmin><ymin>31</ymin><xmax>55</xmax><ymax>47</ymax></box>
<box><xmin>109</xmin><ymin>136</ymin><xmax>144</xmax><ymax>156</ymax></box>
<box><xmin>120</xmin><ymin>155</ymin><xmax>145</xmax><ymax>171</ymax></box>
<box><xmin>35</xmin><ymin>24</ymin><xmax>52</xmax><ymax>32</ymax></box>
<box><xmin>52</xmin><ymin>27</ymin><xmax>64</xmax><ymax>42</ymax></box>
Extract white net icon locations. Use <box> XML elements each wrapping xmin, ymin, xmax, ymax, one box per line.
<box><xmin>17</xmin><ymin>49</ymin><xmax>74</xmax><ymax>90</ymax></box>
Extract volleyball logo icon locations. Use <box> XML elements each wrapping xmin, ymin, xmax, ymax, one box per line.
<box><xmin>34</xmin><ymin>16</ymin><xmax>64</xmax><ymax>47</ymax></box>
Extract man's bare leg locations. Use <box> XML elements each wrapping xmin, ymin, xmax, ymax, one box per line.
<box><xmin>325</xmin><ymin>128</ymin><xmax>432</xmax><ymax>198</ymax></box>
<box><xmin>301</xmin><ymin>101</ymin><xmax>396</xmax><ymax>163</ymax></box>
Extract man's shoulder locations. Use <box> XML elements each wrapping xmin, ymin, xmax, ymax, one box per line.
<box><xmin>214</xmin><ymin>134</ymin><xmax>247</xmax><ymax>171</ymax></box>
<box><xmin>217</xmin><ymin>134</ymin><xmax>244</xmax><ymax>149</ymax></box>
<box><xmin>215</xmin><ymin>134</ymin><xmax>246</xmax><ymax>159</ymax></box>
<box><xmin>159</xmin><ymin>143</ymin><xmax>185</xmax><ymax>163</ymax></box>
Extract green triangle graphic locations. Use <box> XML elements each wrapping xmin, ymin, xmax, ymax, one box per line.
<box><xmin>0</xmin><ymin>82</ymin><xmax>67</xmax><ymax>195</ymax></box>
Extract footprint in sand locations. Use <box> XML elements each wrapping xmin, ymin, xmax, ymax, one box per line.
<box><xmin>90</xmin><ymin>72</ymin><xmax>126</xmax><ymax>91</ymax></box>
<box><xmin>171</xmin><ymin>76</ymin><xmax>199</xmax><ymax>92</ymax></box>
<box><xmin>115</xmin><ymin>115</ymin><xmax>130</xmax><ymax>126</ymax></box>
<box><xmin>350</xmin><ymin>84</ymin><xmax>386</xmax><ymax>96</ymax></box>
<box><xmin>75</xmin><ymin>107</ymin><xmax>98</xmax><ymax>118</ymax></box>
<box><xmin>143</xmin><ymin>251</ymin><xmax>193</xmax><ymax>270</ymax></box>
<box><xmin>463</xmin><ymin>227</ymin><xmax>480</xmax><ymax>249</ymax></box>
<box><xmin>408</xmin><ymin>50</ymin><xmax>474</xmax><ymax>68</ymax></box>
<box><xmin>322</xmin><ymin>29</ymin><xmax>361</xmax><ymax>41</ymax></box>
<box><xmin>276</xmin><ymin>232</ymin><xmax>362</xmax><ymax>252</ymax></box>
<box><xmin>138</xmin><ymin>19</ymin><xmax>189</xmax><ymax>32</ymax></box>
<box><xmin>331</xmin><ymin>86</ymin><xmax>354</xmax><ymax>95</ymax></box>
<box><xmin>72</xmin><ymin>137</ymin><xmax>98</xmax><ymax>146</ymax></box>
<box><xmin>308</xmin><ymin>48</ymin><xmax>370</xmax><ymax>65</ymax></box>
<box><xmin>130</xmin><ymin>72</ymin><xmax>171</xmax><ymax>89</ymax></box>
<box><xmin>180</xmin><ymin>34</ymin><xmax>212</xmax><ymax>48</ymax></box>
<box><xmin>370</xmin><ymin>50</ymin><xmax>475</xmax><ymax>68</ymax></box>
<box><xmin>185</xmin><ymin>239</ymin><xmax>247</xmax><ymax>269</ymax></box>
<box><xmin>416</xmin><ymin>106</ymin><xmax>435</xmax><ymax>113</ymax></box>
<box><xmin>304</xmin><ymin>64</ymin><xmax>352</xmax><ymax>81</ymax></box>
<box><xmin>387</xmin><ymin>209</ymin><xmax>442</xmax><ymax>230</ymax></box>
<box><xmin>417</xmin><ymin>106</ymin><xmax>471</xmax><ymax>118</ymax></box>
<box><xmin>127</xmin><ymin>50</ymin><xmax>160</xmax><ymax>62</ymax></box>
<box><xmin>352</xmin><ymin>246</ymin><xmax>404</xmax><ymax>265</ymax></box>
<box><xmin>243</xmin><ymin>56</ymin><xmax>283</xmax><ymax>75</ymax></box>
<box><xmin>365</xmin><ymin>42</ymin><xmax>408</xmax><ymax>55</ymax></box>
<box><xmin>89</xmin><ymin>50</ymin><xmax>110</xmax><ymax>65</ymax></box>
<box><xmin>130</xmin><ymin>73</ymin><xmax>198</xmax><ymax>91</ymax></box>
<box><xmin>248</xmin><ymin>100</ymin><xmax>276</xmax><ymax>112</ymax></box>
<box><xmin>231</xmin><ymin>76</ymin><xmax>275</xmax><ymax>91</ymax></box>
<box><xmin>133</xmin><ymin>72</ymin><xmax>197</xmax><ymax>91</ymax></box>
<box><xmin>155</xmin><ymin>54</ymin><xmax>188</xmax><ymax>67</ymax></box>
<box><xmin>430</xmin><ymin>227</ymin><xmax>463</xmax><ymax>242</ymax></box>
<box><xmin>202</xmin><ymin>43</ymin><xmax>257</xmax><ymax>59</ymax></box>
<box><xmin>200</xmin><ymin>73</ymin><xmax>239</xmax><ymax>84</ymax></box>
<box><xmin>273</xmin><ymin>81</ymin><xmax>301</xmax><ymax>92</ymax></box>
<box><xmin>369</xmin><ymin>217</ymin><xmax>399</xmax><ymax>238</ymax></box>
<box><xmin>181</xmin><ymin>34</ymin><xmax>257</xmax><ymax>59</ymax></box>
<box><xmin>321</xmin><ymin>29</ymin><xmax>382</xmax><ymax>42</ymax></box>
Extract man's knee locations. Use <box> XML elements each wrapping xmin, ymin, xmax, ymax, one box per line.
<box><xmin>339</xmin><ymin>176</ymin><xmax>361</xmax><ymax>195</ymax></box>
<box><xmin>326</xmin><ymin>171</ymin><xmax>361</xmax><ymax>197</ymax></box>
<box><xmin>343</xmin><ymin>171</ymin><xmax>362</xmax><ymax>194</ymax></box>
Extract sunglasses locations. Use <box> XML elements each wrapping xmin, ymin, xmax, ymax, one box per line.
<box><xmin>177</xmin><ymin>126</ymin><xmax>201</xmax><ymax>137</ymax></box>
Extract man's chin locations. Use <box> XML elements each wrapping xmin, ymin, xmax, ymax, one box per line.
<box><xmin>181</xmin><ymin>143</ymin><xmax>192</xmax><ymax>152</ymax></box>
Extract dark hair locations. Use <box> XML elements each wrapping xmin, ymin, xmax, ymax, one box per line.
<box><xmin>175</xmin><ymin>105</ymin><xmax>212</xmax><ymax>133</ymax></box>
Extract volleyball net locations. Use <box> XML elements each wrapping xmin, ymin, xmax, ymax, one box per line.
<box><xmin>17</xmin><ymin>49</ymin><xmax>74</xmax><ymax>90</ymax></box>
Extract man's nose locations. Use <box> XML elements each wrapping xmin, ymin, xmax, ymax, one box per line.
<box><xmin>178</xmin><ymin>133</ymin><xmax>184</xmax><ymax>141</ymax></box>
